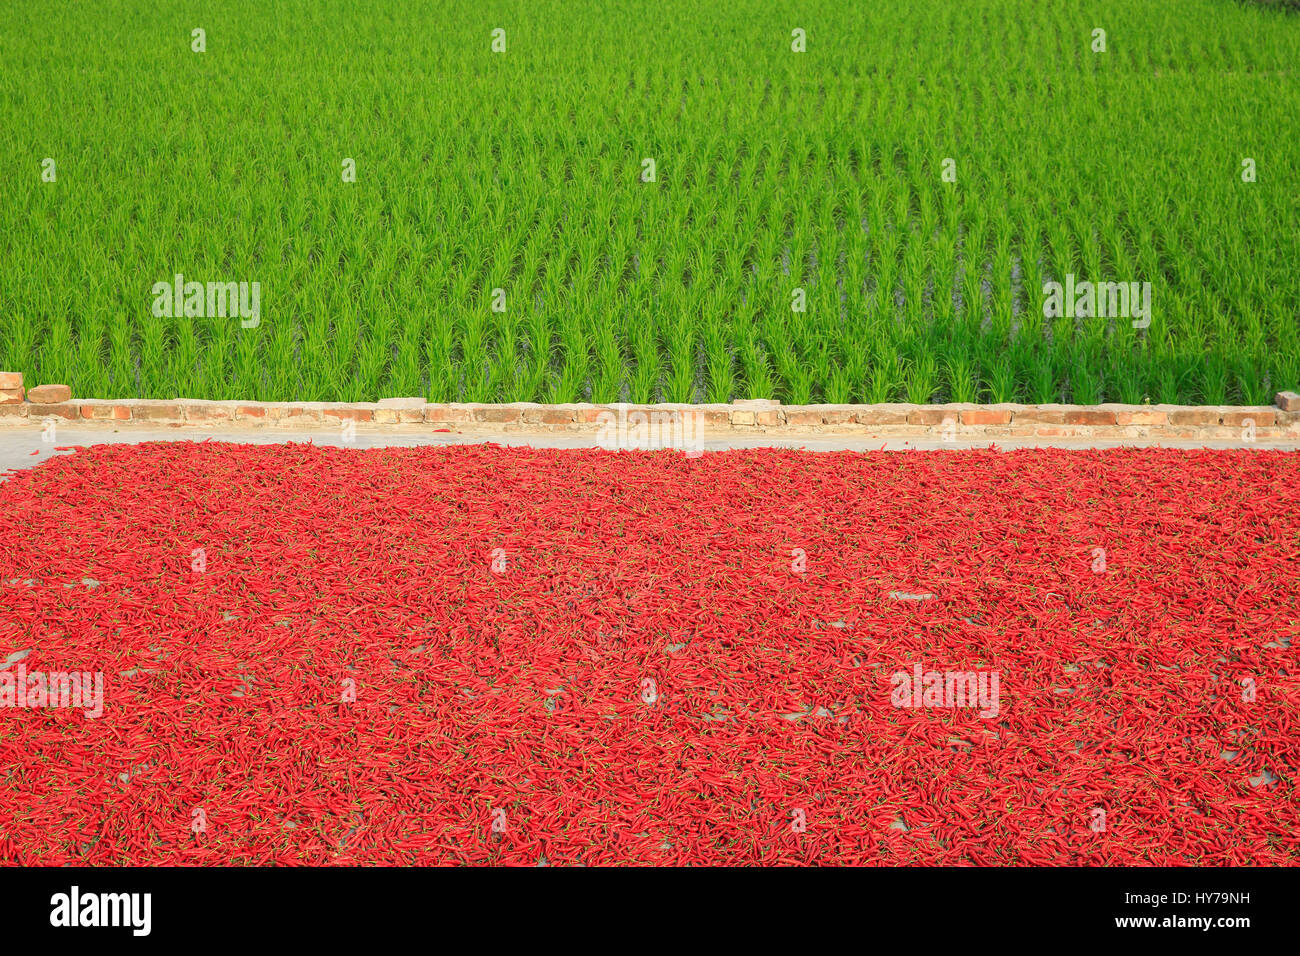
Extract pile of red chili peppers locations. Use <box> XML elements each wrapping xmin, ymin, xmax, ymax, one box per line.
<box><xmin>0</xmin><ymin>441</ymin><xmax>1296</xmax><ymax>865</ymax></box>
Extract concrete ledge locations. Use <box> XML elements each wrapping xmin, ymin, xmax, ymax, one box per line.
<box><xmin>3</xmin><ymin>388</ymin><xmax>1300</xmax><ymax>444</ymax></box>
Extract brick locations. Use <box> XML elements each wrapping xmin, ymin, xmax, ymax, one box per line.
<box><xmin>961</xmin><ymin>408</ymin><xmax>1012</xmax><ymax>426</ymax></box>
<box><xmin>0</xmin><ymin>404</ymin><xmax>28</xmax><ymax>418</ymax></box>
<box><xmin>0</xmin><ymin>372</ymin><xmax>22</xmax><ymax>389</ymax></box>
<box><xmin>783</xmin><ymin>409</ymin><xmax>826</xmax><ymax>426</ymax></box>
<box><xmin>1166</xmin><ymin>407</ymin><xmax>1218</xmax><ymax>426</ymax></box>
<box><xmin>1221</xmin><ymin>408</ymin><xmax>1275</xmax><ymax>427</ymax></box>
<box><xmin>1105</xmin><ymin>405</ymin><xmax>1167</xmax><ymax>426</ymax></box>
<box><xmin>908</xmin><ymin>407</ymin><xmax>950</xmax><ymax>425</ymax></box>
<box><xmin>27</xmin><ymin>384</ymin><xmax>72</xmax><ymax>404</ymax></box>
<box><xmin>424</xmin><ymin>405</ymin><xmax>475</xmax><ymax>424</ymax></box>
<box><xmin>29</xmin><ymin>402</ymin><xmax>80</xmax><ymax>420</ymax></box>
<box><xmin>132</xmin><ymin>402</ymin><xmax>185</xmax><ymax>421</ymax></box>
<box><xmin>856</xmin><ymin>405</ymin><xmax>910</xmax><ymax>425</ymax></box>
<box><xmin>755</xmin><ymin>409</ymin><xmax>783</xmax><ymax>426</ymax></box>
<box><xmin>1063</xmin><ymin>409</ymin><xmax>1117</xmax><ymax>426</ymax></box>
<box><xmin>523</xmin><ymin>408</ymin><xmax>575</xmax><ymax>425</ymax></box>
<box><xmin>228</xmin><ymin>402</ymin><xmax>274</xmax><ymax>418</ymax></box>
<box><xmin>820</xmin><ymin>406</ymin><xmax>857</xmax><ymax>424</ymax></box>
<box><xmin>1015</xmin><ymin>406</ymin><xmax>1067</xmax><ymax>424</ymax></box>
<box><xmin>183</xmin><ymin>403</ymin><xmax>235</xmax><ymax>421</ymax></box>
<box><xmin>1198</xmin><ymin>426</ymin><xmax>1241</xmax><ymax>440</ymax></box>
<box><xmin>322</xmin><ymin>407</ymin><xmax>374</xmax><ymax>422</ymax></box>
<box><xmin>731</xmin><ymin>409</ymin><xmax>756</xmax><ymax>426</ymax></box>
<box><xmin>693</xmin><ymin>409</ymin><xmax>732</xmax><ymax>426</ymax></box>
<box><xmin>638</xmin><ymin>408</ymin><xmax>697</xmax><ymax>425</ymax></box>
<box><xmin>373</xmin><ymin>408</ymin><xmax>424</xmax><ymax>424</ymax></box>
<box><xmin>278</xmin><ymin>406</ymin><xmax>323</xmax><ymax>422</ymax></box>
<box><xmin>81</xmin><ymin>404</ymin><xmax>130</xmax><ymax>420</ymax></box>
<box><xmin>1276</xmin><ymin>391</ymin><xmax>1300</xmax><ymax>413</ymax></box>
<box><xmin>376</xmin><ymin>397</ymin><xmax>426</xmax><ymax>410</ymax></box>
<box><xmin>474</xmin><ymin>406</ymin><xmax>522</xmax><ymax>424</ymax></box>
<box><xmin>0</xmin><ymin>387</ymin><xmax>23</xmax><ymax>405</ymax></box>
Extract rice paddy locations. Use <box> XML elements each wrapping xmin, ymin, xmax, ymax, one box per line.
<box><xmin>2</xmin><ymin>1</ymin><xmax>1298</xmax><ymax>405</ymax></box>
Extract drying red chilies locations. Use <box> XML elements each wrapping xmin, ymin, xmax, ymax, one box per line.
<box><xmin>0</xmin><ymin>441</ymin><xmax>1296</xmax><ymax>865</ymax></box>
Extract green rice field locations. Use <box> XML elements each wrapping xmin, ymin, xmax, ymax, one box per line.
<box><xmin>2</xmin><ymin>1</ymin><xmax>1298</xmax><ymax>405</ymax></box>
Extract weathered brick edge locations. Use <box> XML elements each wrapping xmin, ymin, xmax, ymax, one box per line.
<box><xmin>2</xmin><ymin>394</ymin><xmax>1299</xmax><ymax>441</ymax></box>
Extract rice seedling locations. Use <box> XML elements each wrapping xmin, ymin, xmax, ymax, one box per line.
<box><xmin>1</xmin><ymin>1</ymin><xmax>1296</xmax><ymax>404</ymax></box>
<box><xmin>903</xmin><ymin>351</ymin><xmax>939</xmax><ymax>406</ymax></box>
<box><xmin>942</xmin><ymin>349</ymin><xmax>979</xmax><ymax>405</ymax></box>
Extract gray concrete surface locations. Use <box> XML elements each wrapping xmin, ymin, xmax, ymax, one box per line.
<box><xmin>2</xmin><ymin>424</ymin><xmax>1298</xmax><ymax>477</ymax></box>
